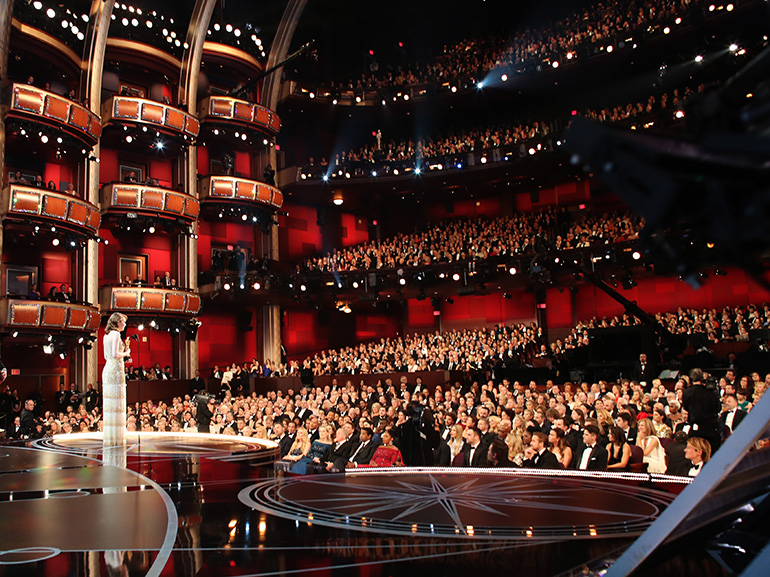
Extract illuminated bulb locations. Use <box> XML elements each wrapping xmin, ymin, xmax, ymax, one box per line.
<box><xmin>52</xmin><ymin>238</ymin><xmax>60</xmax><ymax>246</ymax></box>
<box><xmin>566</xmin><ymin>52</ymin><xmax>573</xmax><ymax>60</ymax></box>
<box><xmin>40</xmin><ymin>134</ymin><xmax>49</xmax><ymax>143</ymax></box>
<box><xmin>47</xmin><ymin>8</ymin><xmax>55</xmax><ymax>18</ymax></box>
<box><xmin>632</xmin><ymin>251</ymin><xmax>641</xmax><ymax>260</ymax></box>
<box><xmin>729</xmin><ymin>44</ymin><xmax>738</xmax><ymax>52</ymax></box>
<box><xmin>33</xmin><ymin>1</ymin><xmax>42</xmax><ymax>9</ymax></box>
<box><xmin>148</xmin><ymin>226</ymin><xmax>155</xmax><ymax>233</ymax></box>
<box><xmin>452</xmin><ymin>273</ymin><xmax>460</xmax><ymax>281</ymax></box>
<box><xmin>663</xmin><ymin>27</ymin><xmax>670</xmax><ymax>34</ymax></box>
<box><xmin>252</xmin><ymin>282</ymin><xmax>260</xmax><ymax>290</ymax></box>
<box><xmin>399</xmin><ymin>278</ymin><xmax>406</xmax><ymax>286</ymax></box>
<box><xmin>451</xmin><ymin>86</ymin><xmax>457</xmax><ymax>93</ymax></box>
<box><xmin>552</xmin><ymin>60</ymin><xmax>559</xmax><ymax>68</ymax></box>
<box><xmin>501</xmin><ymin>74</ymin><xmax>508</xmax><ymax>82</ymax></box>
<box><xmin>300</xmin><ymin>284</ymin><xmax>306</xmax><ymax>292</ymax></box>
<box><xmin>695</xmin><ymin>55</ymin><xmax>703</xmax><ymax>63</ymax></box>
<box><xmin>509</xmin><ymin>267</ymin><xmax>517</xmax><ymax>275</ymax></box>
<box><xmin>223</xmin><ymin>283</ymin><xmax>231</xmax><ymax>291</ymax></box>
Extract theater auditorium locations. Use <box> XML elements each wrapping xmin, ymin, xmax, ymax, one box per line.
<box><xmin>0</xmin><ymin>0</ymin><xmax>769</xmax><ymax>575</ymax></box>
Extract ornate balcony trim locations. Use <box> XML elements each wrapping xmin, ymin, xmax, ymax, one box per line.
<box><xmin>1</xmin><ymin>185</ymin><xmax>101</xmax><ymax>235</ymax></box>
<box><xmin>198</xmin><ymin>175</ymin><xmax>283</xmax><ymax>210</ymax></box>
<box><xmin>8</xmin><ymin>83</ymin><xmax>101</xmax><ymax>145</ymax></box>
<box><xmin>102</xmin><ymin>96</ymin><xmax>200</xmax><ymax>139</ymax></box>
<box><xmin>0</xmin><ymin>298</ymin><xmax>100</xmax><ymax>332</ymax></box>
<box><xmin>99</xmin><ymin>286</ymin><xmax>202</xmax><ymax>317</ymax></box>
<box><xmin>100</xmin><ymin>183</ymin><xmax>200</xmax><ymax>223</ymax></box>
<box><xmin>198</xmin><ymin>96</ymin><xmax>280</xmax><ymax>135</ymax></box>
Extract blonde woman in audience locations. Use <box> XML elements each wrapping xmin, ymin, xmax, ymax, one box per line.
<box><xmin>637</xmin><ymin>418</ymin><xmax>666</xmax><ymax>473</ymax></box>
<box><xmin>447</xmin><ymin>423</ymin><xmax>465</xmax><ymax>463</ymax></box>
<box><xmin>284</xmin><ymin>427</ymin><xmax>311</xmax><ymax>462</ymax></box>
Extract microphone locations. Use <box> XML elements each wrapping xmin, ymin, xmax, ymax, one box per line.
<box><xmin>129</xmin><ymin>334</ymin><xmax>140</xmax><ymax>341</ymax></box>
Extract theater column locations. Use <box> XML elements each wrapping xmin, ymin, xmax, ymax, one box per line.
<box><xmin>75</xmin><ymin>0</ymin><xmax>115</xmax><ymax>392</ymax></box>
<box><xmin>177</xmin><ymin>0</ymin><xmax>218</xmax><ymax>379</ymax></box>
<box><xmin>0</xmin><ymin>2</ymin><xmax>13</xmax><ymax>297</ymax></box>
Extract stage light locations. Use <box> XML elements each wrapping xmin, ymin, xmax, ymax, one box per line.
<box><xmin>214</xmin><ymin>23</ymin><xmax>220</xmax><ymax>31</ymax></box>
<box><xmin>632</xmin><ymin>251</ymin><xmax>641</xmax><ymax>260</ymax></box>
<box><xmin>727</xmin><ymin>3</ymin><xmax>734</xmax><ymax>10</ymax></box>
<box><xmin>675</xmin><ymin>17</ymin><xmax>682</xmax><ymax>24</ymax></box>
<box><xmin>480</xmin><ymin>157</ymin><xmax>487</xmax><ymax>164</ymax></box>
<box><xmin>399</xmin><ymin>278</ymin><xmax>406</xmax><ymax>286</ymax></box>
<box><xmin>122</xmin><ymin>17</ymin><xmax>128</xmax><ymax>26</ymax></box>
<box><xmin>52</xmin><ymin>238</ymin><xmax>60</xmax><ymax>246</ymax></box>
<box><xmin>403</xmin><ymin>94</ymin><xmax>409</xmax><ymax>101</ymax></box>
<box><xmin>352</xmin><ymin>281</ymin><xmax>359</xmax><ymax>289</ymax></box>
<box><xmin>729</xmin><ymin>43</ymin><xmax>738</xmax><ymax>52</ymax></box>
<box><xmin>241</xmin><ymin>133</ymin><xmax>247</xmax><ymax>141</ymax></box>
<box><xmin>415</xmin><ymin>167</ymin><xmax>421</xmax><ymax>175</ymax></box>
<box><xmin>132</xmin><ymin>18</ymin><xmax>138</xmax><ymax>26</ymax></box>
<box><xmin>162</xmin><ymin>28</ymin><xmax>168</xmax><ymax>35</ymax></box>
<box><xmin>477</xmin><ymin>81</ymin><xmax>484</xmax><ymax>89</ymax></box>
<box><xmin>501</xmin><ymin>74</ymin><xmax>508</xmax><ymax>82</ymax></box>
<box><xmin>125</xmin><ymin>135</ymin><xmax>133</xmax><ymax>143</ymax></box>
<box><xmin>12</xmin><ymin>331</ymin><xmax>18</xmax><ymax>338</ymax></box>
<box><xmin>709</xmin><ymin>4</ymin><xmax>715</xmax><ymax>10</ymax></box>
<box><xmin>240</xmin><ymin>283</ymin><xmax>245</xmax><ymax>290</ymax></box>
<box><xmin>242</xmin><ymin>214</ymin><xmax>248</xmax><ymax>221</ymax></box>
<box><xmin>332</xmin><ymin>99</ymin><xmax>338</xmax><ymax>105</ymax></box>
<box><xmin>452</xmin><ymin>273</ymin><xmax>460</xmax><ymax>281</ymax></box>
<box><xmin>43</xmin><ymin>344</ymin><xmax>53</xmax><ymax>354</ymax></box>
<box><xmin>606</xmin><ymin>45</ymin><xmax>613</xmax><ymax>53</ymax></box>
<box><xmin>146</xmin><ymin>20</ymin><xmax>152</xmax><ymax>28</ymax></box>
<box><xmin>695</xmin><ymin>55</ymin><xmax>703</xmax><ymax>63</ymax></box>
<box><xmin>263</xmin><ymin>139</ymin><xmax>268</xmax><ymax>145</ymax></box>
<box><xmin>566</xmin><ymin>52</ymin><xmax>573</xmax><ymax>60</ymax></box>
<box><xmin>300</xmin><ymin>284</ymin><xmax>307</xmax><ymax>292</ymax></box>
<box><xmin>62</xmin><ymin>20</ymin><xmax>69</xmax><ymax>28</ymax></box>
<box><xmin>47</xmin><ymin>8</ymin><xmax>55</xmax><ymax>18</ymax></box>
<box><xmin>509</xmin><ymin>267</ymin><xmax>517</xmax><ymax>275</ymax></box>
<box><xmin>223</xmin><ymin>283</ymin><xmax>231</xmax><ymax>291</ymax></box>
<box><xmin>33</xmin><ymin>1</ymin><xmax>42</xmax><ymax>9</ymax></box>
<box><xmin>675</xmin><ymin>110</ymin><xmax>684</xmax><ymax>119</ymax></box>
<box><xmin>309</xmin><ymin>91</ymin><xmax>315</xmax><ymax>99</ymax></box>
<box><xmin>226</xmin><ymin>23</ymin><xmax>233</xmax><ymax>32</ymax></box>
<box><xmin>382</xmin><ymin>99</ymin><xmax>386</xmax><ymax>105</ymax></box>
<box><xmin>451</xmin><ymin>86</ymin><xmax>457</xmax><ymax>93</ymax></box>
<box><xmin>456</xmin><ymin>163</ymin><xmax>462</xmax><ymax>169</ymax></box>
<box><xmin>371</xmin><ymin>171</ymin><xmax>377</xmax><ymax>177</ymax></box>
<box><xmin>137</xmin><ymin>324</ymin><xmax>144</xmax><ymax>331</ymax></box>
<box><xmin>345</xmin><ymin>172</ymin><xmax>351</xmax><ymax>179</ymax></box>
<box><xmin>333</xmin><ymin>192</ymin><xmax>344</xmax><ymax>206</ymax></box>
<box><xmin>552</xmin><ymin>61</ymin><xmax>559</xmax><ymax>68</ymax></box>
<box><xmin>528</xmin><ymin>148</ymin><xmax>536</xmax><ymax>155</ymax></box>
<box><xmin>663</xmin><ymin>27</ymin><xmax>670</xmax><ymax>34</ymax></box>
<box><xmin>148</xmin><ymin>226</ymin><xmax>156</xmax><ymax>233</ymax></box>
<box><xmin>40</xmin><ymin>134</ymin><xmax>48</xmax><ymax>143</ymax></box>
<box><xmin>150</xmin><ymin>320</ymin><xmax>157</xmax><ymax>328</ymax></box>
<box><xmin>355</xmin><ymin>96</ymin><xmax>362</xmax><ymax>103</ymax></box>
<box><xmin>322</xmin><ymin>175</ymin><xmax>329</xmax><ymax>182</ymax></box>
<box><xmin>252</xmin><ymin>282</ymin><xmax>261</xmax><ymax>290</ymax></box>
<box><xmin>234</xmin><ymin>28</ymin><xmax>241</xmax><ymax>37</ymax></box>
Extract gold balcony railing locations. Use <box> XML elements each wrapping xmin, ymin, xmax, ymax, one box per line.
<box><xmin>102</xmin><ymin>95</ymin><xmax>199</xmax><ymax>139</ymax></box>
<box><xmin>2</xmin><ymin>184</ymin><xmax>101</xmax><ymax>235</ymax></box>
<box><xmin>0</xmin><ymin>298</ymin><xmax>100</xmax><ymax>332</ymax></box>
<box><xmin>99</xmin><ymin>286</ymin><xmax>201</xmax><ymax>316</ymax></box>
<box><xmin>198</xmin><ymin>96</ymin><xmax>280</xmax><ymax>135</ymax></box>
<box><xmin>100</xmin><ymin>182</ymin><xmax>199</xmax><ymax>223</ymax></box>
<box><xmin>8</xmin><ymin>83</ymin><xmax>101</xmax><ymax>145</ymax></box>
<box><xmin>197</xmin><ymin>175</ymin><xmax>283</xmax><ymax>210</ymax></box>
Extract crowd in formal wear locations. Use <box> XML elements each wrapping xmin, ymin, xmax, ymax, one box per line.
<box><xmin>8</xmin><ymin>171</ymin><xmax>81</xmax><ymax>197</ymax></box>
<box><xmin>299</xmin><ymin>208</ymin><xmax>644</xmax><ymax>273</ymax></box>
<box><xmin>32</xmin><ymin>364</ymin><xmax>763</xmax><ymax>480</ymax></box>
<box><xmin>325</xmin><ymin>0</ymin><xmax>737</xmax><ymax>92</ymax></box>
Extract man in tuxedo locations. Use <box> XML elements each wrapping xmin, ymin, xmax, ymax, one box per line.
<box><xmin>632</xmin><ymin>353</ymin><xmax>657</xmax><ymax>389</ymax></box>
<box><xmin>682</xmin><ymin>368</ymin><xmax>722</xmax><ymax>453</ymax></box>
<box><xmin>462</xmin><ymin>426</ymin><xmax>488</xmax><ymax>467</ymax></box>
<box><xmin>273</xmin><ymin>421</ymin><xmax>293</xmax><ymax>458</ymax></box>
<box><xmin>84</xmin><ymin>383</ymin><xmax>101</xmax><ymax>412</ymax></box>
<box><xmin>440</xmin><ymin>413</ymin><xmax>456</xmax><ymax>441</ymax></box>
<box><xmin>189</xmin><ymin>370</ymin><xmax>206</xmax><ymax>395</ymax></box>
<box><xmin>196</xmin><ymin>395</ymin><xmax>215</xmax><ymax>433</ymax></box>
<box><xmin>306</xmin><ymin>415</ymin><xmax>320</xmax><ymax>443</ymax></box>
<box><xmin>665</xmin><ymin>431</ymin><xmax>691</xmax><ymax>476</ymax></box>
<box><xmin>295</xmin><ymin>400</ymin><xmax>311</xmax><ymax>423</ymax></box>
<box><xmin>617</xmin><ymin>412</ymin><xmax>637</xmax><ymax>445</ymax></box>
<box><xmin>574</xmin><ymin>424</ymin><xmax>609</xmax><ymax>470</ymax></box>
<box><xmin>346</xmin><ymin>427</ymin><xmax>379</xmax><ymax>468</ymax></box>
<box><xmin>522</xmin><ymin>432</ymin><xmax>560</xmax><ymax>469</ymax></box>
<box><xmin>719</xmin><ymin>393</ymin><xmax>747</xmax><ymax>440</ymax></box>
<box><xmin>319</xmin><ymin>427</ymin><xmax>354</xmax><ymax>472</ymax></box>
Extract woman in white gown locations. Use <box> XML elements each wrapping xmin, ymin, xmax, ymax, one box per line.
<box><xmin>102</xmin><ymin>313</ymin><xmax>130</xmax><ymax>447</ymax></box>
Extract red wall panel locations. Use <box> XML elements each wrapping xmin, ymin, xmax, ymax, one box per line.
<box><xmin>439</xmin><ymin>292</ymin><xmax>536</xmax><ymax>330</ymax></box>
<box><xmin>197</xmin><ymin>146</ymin><xmax>209</xmax><ymax>175</ymax></box>
<box><xmin>340</xmin><ymin>213</ymin><xmax>369</xmax><ymax>247</ymax></box>
<box><xmin>355</xmin><ymin>313</ymin><xmax>398</xmax><ymax>341</ymax></box>
<box><xmin>197</xmin><ymin>311</ymin><xmax>258</xmax><ymax>371</ymax></box>
<box><xmin>41</xmin><ymin>252</ymin><xmax>71</xmax><ymax>295</ymax></box>
<box><xmin>426</xmin><ymin>197</ymin><xmax>501</xmax><ymax>222</ymax></box>
<box><xmin>545</xmin><ymin>287</ymin><xmax>574</xmax><ymax>329</ymax></box>
<box><xmin>149</xmin><ymin>159</ymin><xmax>173</xmax><ymax>188</ymax></box>
<box><xmin>282</xmin><ymin>309</ymin><xmax>329</xmax><ymax>357</ymax></box>
<box><xmin>235</xmin><ymin>151</ymin><xmax>251</xmax><ymax>178</ymax></box>
<box><xmin>278</xmin><ymin>203</ymin><xmax>323</xmax><ymax>259</ymax></box>
<box><xmin>99</xmin><ymin>148</ymin><xmax>119</xmax><ymax>183</ymax></box>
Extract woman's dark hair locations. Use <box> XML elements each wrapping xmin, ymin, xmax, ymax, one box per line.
<box><xmin>609</xmin><ymin>425</ymin><xmax>626</xmax><ymax>445</ymax></box>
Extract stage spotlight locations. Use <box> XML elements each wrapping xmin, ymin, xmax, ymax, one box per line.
<box><xmin>451</xmin><ymin>86</ymin><xmax>457</xmax><ymax>93</ymax></box>
<box><xmin>552</xmin><ymin>61</ymin><xmax>559</xmax><ymax>68</ymax></box>
<box><xmin>632</xmin><ymin>251</ymin><xmax>641</xmax><ymax>260</ymax></box>
<box><xmin>452</xmin><ymin>273</ymin><xmax>460</xmax><ymax>281</ymax></box>
<box><xmin>695</xmin><ymin>55</ymin><xmax>703</xmax><ymax>63</ymax></box>
<box><xmin>137</xmin><ymin>323</ymin><xmax>145</xmax><ymax>331</ymax></box>
<box><xmin>40</xmin><ymin>134</ymin><xmax>49</xmax><ymax>143</ymax></box>
<box><xmin>322</xmin><ymin>174</ymin><xmax>329</xmax><ymax>182</ymax></box>
<box><xmin>223</xmin><ymin>282</ymin><xmax>231</xmax><ymax>290</ymax></box>
<box><xmin>43</xmin><ymin>344</ymin><xmax>53</xmax><ymax>354</ymax></box>
<box><xmin>509</xmin><ymin>266</ymin><xmax>517</xmax><ymax>275</ymax></box>
<box><xmin>148</xmin><ymin>226</ymin><xmax>155</xmax><ymax>233</ymax></box>
<box><xmin>352</xmin><ymin>281</ymin><xmax>359</xmax><ymax>289</ymax></box>
<box><xmin>399</xmin><ymin>278</ymin><xmax>406</xmax><ymax>286</ymax></box>
<box><xmin>477</xmin><ymin>81</ymin><xmax>484</xmax><ymax>89</ymax></box>
<box><xmin>242</xmin><ymin>214</ymin><xmax>248</xmax><ymax>221</ymax></box>
<box><xmin>501</xmin><ymin>74</ymin><xmax>508</xmax><ymax>82</ymax></box>
<box><xmin>150</xmin><ymin>320</ymin><xmax>157</xmax><ymax>328</ymax></box>
<box><xmin>729</xmin><ymin>43</ymin><xmax>738</xmax><ymax>52</ymax></box>
<box><xmin>415</xmin><ymin>167</ymin><xmax>421</xmax><ymax>175</ymax></box>
<box><xmin>252</xmin><ymin>282</ymin><xmax>261</xmax><ymax>290</ymax></box>
<box><xmin>12</xmin><ymin>331</ymin><xmax>18</xmax><ymax>338</ymax></box>
<box><xmin>566</xmin><ymin>52</ymin><xmax>573</xmax><ymax>60</ymax></box>
<box><xmin>46</xmin><ymin>8</ymin><xmax>55</xmax><ymax>18</ymax></box>
<box><xmin>52</xmin><ymin>238</ymin><xmax>60</xmax><ymax>246</ymax></box>
<box><xmin>300</xmin><ymin>284</ymin><xmax>307</xmax><ymax>292</ymax></box>
<box><xmin>125</xmin><ymin>135</ymin><xmax>133</xmax><ymax>143</ymax></box>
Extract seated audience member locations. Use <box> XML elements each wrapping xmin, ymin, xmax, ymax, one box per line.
<box><xmin>364</xmin><ymin>429</ymin><xmax>404</xmax><ymax>467</ymax></box>
<box><xmin>124</xmin><ymin>171</ymin><xmax>138</xmax><ymax>183</ymax></box>
<box><xmin>522</xmin><ymin>431</ymin><xmax>560</xmax><ymax>469</ymax></box>
<box><xmin>606</xmin><ymin>426</ymin><xmax>631</xmax><ymax>471</ymax></box>
<box><xmin>346</xmin><ymin>427</ymin><xmax>379</xmax><ymax>468</ymax></box>
<box><xmin>47</xmin><ymin>180</ymin><xmax>57</xmax><ymax>191</ymax></box>
<box><xmin>487</xmin><ymin>437</ymin><xmax>516</xmax><ymax>468</ymax></box>
<box><xmin>685</xmin><ymin>436</ymin><xmax>712</xmax><ymax>477</ymax></box>
<box><xmin>462</xmin><ymin>426</ymin><xmax>488</xmax><ymax>467</ymax></box>
<box><xmin>637</xmin><ymin>417</ymin><xmax>666</xmax><ymax>474</ymax></box>
<box><xmin>28</xmin><ymin>283</ymin><xmax>40</xmax><ymax>300</ymax></box>
<box><xmin>574</xmin><ymin>424</ymin><xmax>609</xmax><ymax>470</ymax></box>
<box><xmin>47</xmin><ymin>286</ymin><xmax>59</xmax><ymax>301</ymax></box>
<box><xmin>548</xmin><ymin>427</ymin><xmax>573</xmax><ymax>468</ymax></box>
<box><xmin>32</xmin><ymin>175</ymin><xmax>44</xmax><ymax>188</ymax></box>
<box><xmin>665</xmin><ymin>431</ymin><xmax>691</xmax><ymax>476</ymax></box>
<box><xmin>65</xmin><ymin>183</ymin><xmax>79</xmax><ymax>197</ymax></box>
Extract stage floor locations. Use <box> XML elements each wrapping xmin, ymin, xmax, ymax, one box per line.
<box><xmin>0</xmin><ymin>434</ymin><xmax>727</xmax><ymax>577</ymax></box>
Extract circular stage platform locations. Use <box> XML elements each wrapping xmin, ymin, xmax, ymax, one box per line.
<box><xmin>32</xmin><ymin>431</ymin><xmax>279</xmax><ymax>464</ymax></box>
<box><xmin>240</xmin><ymin>467</ymin><xmax>685</xmax><ymax>541</ymax></box>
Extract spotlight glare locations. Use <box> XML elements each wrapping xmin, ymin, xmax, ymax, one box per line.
<box><xmin>148</xmin><ymin>226</ymin><xmax>155</xmax><ymax>233</ymax></box>
<box><xmin>52</xmin><ymin>238</ymin><xmax>60</xmax><ymax>246</ymax></box>
<box><xmin>46</xmin><ymin>8</ymin><xmax>55</xmax><ymax>18</ymax></box>
<box><xmin>695</xmin><ymin>55</ymin><xmax>703</xmax><ymax>63</ymax></box>
<box><xmin>399</xmin><ymin>278</ymin><xmax>406</xmax><ymax>286</ymax></box>
<box><xmin>552</xmin><ymin>60</ymin><xmax>559</xmax><ymax>68</ymax></box>
<box><xmin>509</xmin><ymin>267</ymin><xmax>517</xmax><ymax>275</ymax></box>
<box><xmin>252</xmin><ymin>282</ymin><xmax>261</xmax><ymax>290</ymax></box>
<box><xmin>632</xmin><ymin>251</ymin><xmax>641</xmax><ymax>260</ymax></box>
<box><xmin>452</xmin><ymin>273</ymin><xmax>460</xmax><ymax>281</ymax></box>
<box><xmin>501</xmin><ymin>74</ymin><xmax>508</xmax><ymax>81</ymax></box>
<box><xmin>300</xmin><ymin>284</ymin><xmax>307</xmax><ymax>292</ymax></box>
<box><xmin>729</xmin><ymin>43</ymin><xmax>738</xmax><ymax>52</ymax></box>
<box><xmin>223</xmin><ymin>283</ymin><xmax>231</xmax><ymax>291</ymax></box>
<box><xmin>477</xmin><ymin>81</ymin><xmax>484</xmax><ymax>89</ymax></box>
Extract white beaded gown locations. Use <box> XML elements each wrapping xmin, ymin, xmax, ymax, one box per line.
<box><xmin>102</xmin><ymin>330</ymin><xmax>126</xmax><ymax>447</ymax></box>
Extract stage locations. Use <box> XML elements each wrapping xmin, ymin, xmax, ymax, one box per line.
<box><xmin>0</xmin><ymin>434</ymin><xmax>734</xmax><ymax>577</ymax></box>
